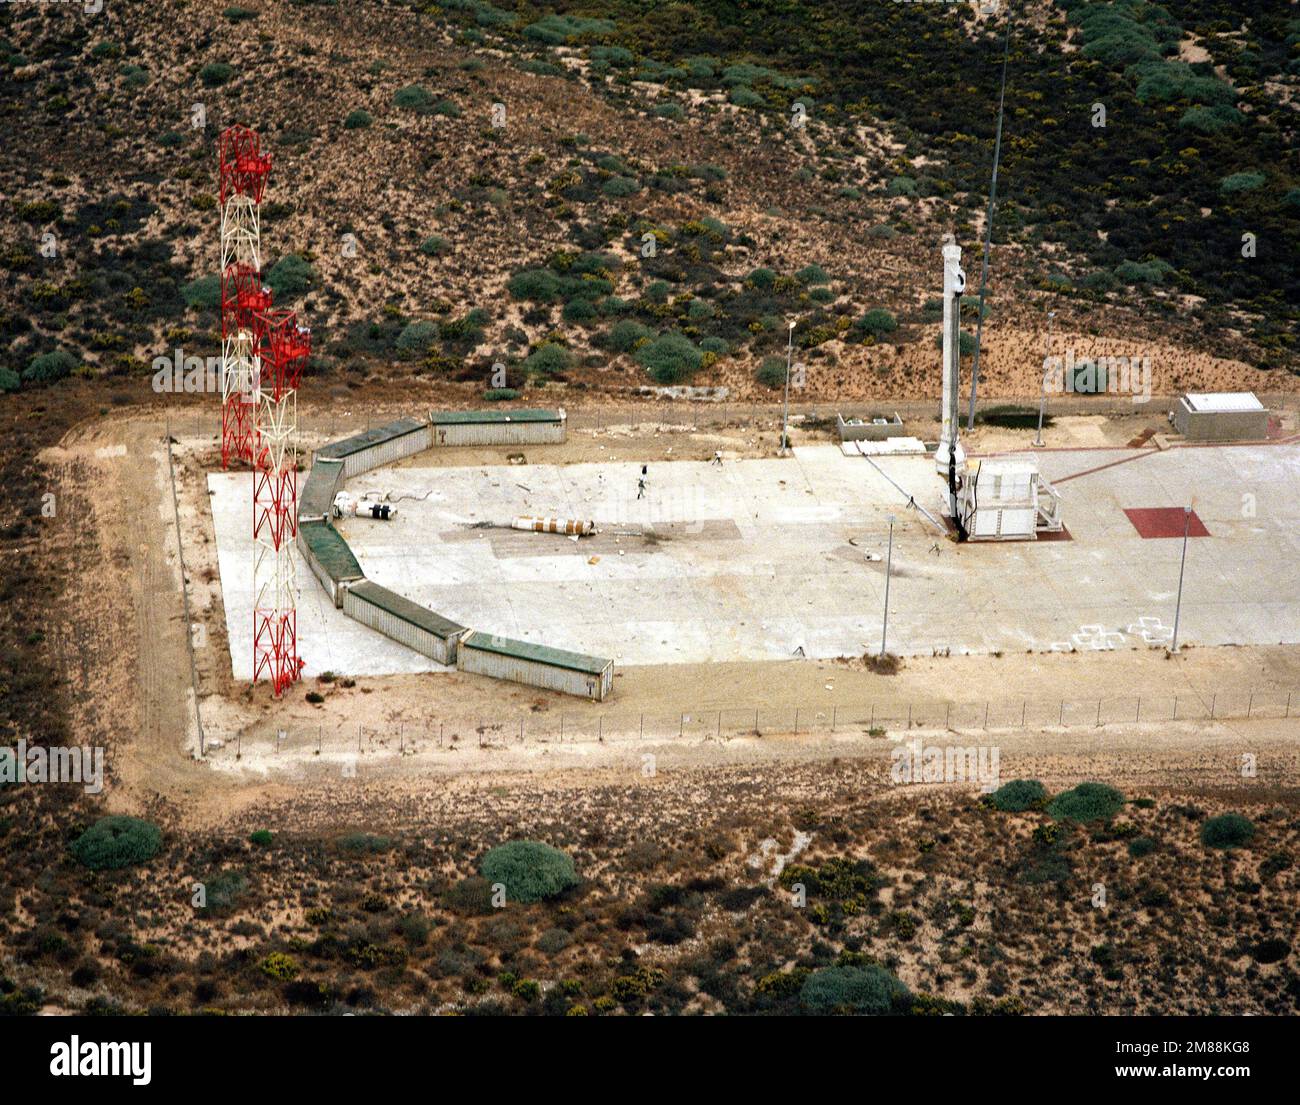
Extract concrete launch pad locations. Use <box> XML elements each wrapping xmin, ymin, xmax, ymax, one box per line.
<box><xmin>209</xmin><ymin>442</ymin><xmax>1300</xmax><ymax>679</ymax></box>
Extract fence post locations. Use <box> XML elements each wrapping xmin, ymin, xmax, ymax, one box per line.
<box><xmin>439</xmin><ymin>721</ymin><xmax>443</xmax><ymax>747</ymax></box>
<box><xmin>1021</xmin><ymin>699</ymin><xmax>1027</xmax><ymax>728</ymax></box>
<box><xmin>599</xmin><ymin>716</ymin><xmax>603</xmax><ymax>741</ymax></box>
<box><xmin>870</xmin><ymin>704</ymin><xmax>875</xmax><ymax>729</ymax></box>
<box><xmin>793</xmin><ymin>708</ymin><xmax>799</xmax><ymax>735</ymax></box>
<box><xmin>560</xmin><ymin>714</ymin><xmax>565</xmax><ymax>741</ymax></box>
<box><xmin>1172</xmin><ymin>696</ymin><xmax>1178</xmax><ymax>721</ymax></box>
<box><xmin>983</xmin><ymin>702</ymin><xmax>989</xmax><ymax>729</ymax></box>
<box><xmin>1287</xmin><ymin>692</ymin><xmax>1292</xmax><ymax>719</ymax></box>
<box><xmin>679</xmin><ymin>713</ymin><xmax>683</xmax><ymax>738</ymax></box>
<box><xmin>520</xmin><ymin>718</ymin><xmax>524</xmax><ymax>742</ymax></box>
<box><xmin>1210</xmin><ymin>694</ymin><xmax>1216</xmax><ymax>720</ymax></box>
<box><xmin>1096</xmin><ymin>699</ymin><xmax>1102</xmax><ymax>727</ymax></box>
<box><xmin>907</xmin><ymin>703</ymin><xmax>912</xmax><ymax>729</ymax></box>
<box><xmin>1247</xmin><ymin>692</ymin><xmax>1253</xmax><ymax>719</ymax></box>
<box><xmin>831</xmin><ymin>706</ymin><xmax>837</xmax><ymax>731</ymax></box>
<box><xmin>716</xmin><ymin>710</ymin><xmax>721</xmax><ymax>739</ymax></box>
<box><xmin>1134</xmin><ymin>697</ymin><xmax>1140</xmax><ymax>723</ymax></box>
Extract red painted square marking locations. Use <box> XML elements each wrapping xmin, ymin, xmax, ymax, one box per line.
<box><xmin>1124</xmin><ymin>508</ymin><xmax>1211</xmax><ymax>539</ymax></box>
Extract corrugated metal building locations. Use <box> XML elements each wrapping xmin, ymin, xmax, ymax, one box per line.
<box><xmin>298</xmin><ymin>456</ymin><xmax>345</xmax><ymax>522</ymax></box>
<box><xmin>297</xmin><ymin>519</ymin><xmax>365</xmax><ymax>607</ymax></box>
<box><xmin>315</xmin><ymin>417</ymin><xmax>433</xmax><ymax>478</ymax></box>
<box><xmin>342</xmin><ymin>580</ymin><xmax>467</xmax><ymax>665</ymax></box>
<box><xmin>1172</xmin><ymin>392</ymin><xmax>1269</xmax><ymax>441</ymax></box>
<box><xmin>458</xmin><ymin>631</ymin><xmax>613</xmax><ymax>701</ymax></box>
<box><xmin>429</xmin><ymin>408</ymin><xmax>566</xmax><ymax>447</ymax></box>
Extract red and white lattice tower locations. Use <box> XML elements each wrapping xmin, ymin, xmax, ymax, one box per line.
<box><xmin>218</xmin><ymin>126</ymin><xmax>272</xmax><ymax>469</ymax></box>
<box><xmin>251</xmin><ymin>309</ymin><xmax>309</xmax><ymax>695</ymax></box>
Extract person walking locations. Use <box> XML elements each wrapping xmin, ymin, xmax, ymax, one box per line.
<box><xmin>711</xmin><ymin>450</ymin><xmax>723</xmax><ymax>467</ymax></box>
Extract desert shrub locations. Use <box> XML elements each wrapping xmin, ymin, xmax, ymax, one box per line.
<box><xmin>71</xmin><ymin>817</ymin><xmax>162</xmax><ymax>870</ymax></box>
<box><xmin>1048</xmin><ymin>783</ymin><xmax>1124</xmax><ymax>823</ymax></box>
<box><xmin>535</xmin><ymin>927</ymin><xmax>573</xmax><ymax>955</ymax></box>
<box><xmin>699</xmin><ymin>336</ymin><xmax>729</xmax><ymax>355</ymax></box>
<box><xmin>259</xmin><ymin>952</ymin><xmax>299</xmax><ymax>981</ymax></box>
<box><xmin>856</xmin><ymin>308</ymin><xmax>898</xmax><ymax>338</ymax></box>
<box><xmin>590</xmin><ymin>45</ymin><xmax>633</xmax><ymax>67</ymax></box>
<box><xmin>887</xmin><ymin>176</ymin><xmax>917</xmax><ymax>197</ymax></box>
<box><xmin>479</xmin><ymin>840</ymin><xmax>578</xmax><ymax>904</ymax></box>
<box><xmin>393</xmin><ymin>85</ymin><xmax>434</xmax><ymax>111</ymax></box>
<box><xmin>198</xmin><ymin>870</ymin><xmax>248</xmax><ymax>914</ymax></box>
<box><xmin>266</xmin><ymin>254</ymin><xmax>314</xmax><ymax>298</ymax></box>
<box><xmin>199</xmin><ymin>62</ymin><xmax>234</xmax><ymax>87</ymax></box>
<box><xmin>523</xmin><ymin>343</ymin><xmax>573</xmax><ymax>375</ymax></box>
<box><xmin>23</xmin><ymin>351</ymin><xmax>78</xmax><ymax>385</ymax></box>
<box><xmin>395</xmin><ymin>321</ymin><xmax>438</xmax><ymax>358</ymax></box>
<box><xmin>507</xmin><ymin>268</ymin><xmax>562</xmax><ymax>302</ymax></box>
<box><xmin>1081</xmin><ymin>269</ymin><xmax>1119</xmax><ymax>293</ymax></box>
<box><xmin>484</xmin><ymin>388</ymin><xmax>519</xmax><ymax>401</ymax></box>
<box><xmin>730</xmin><ymin>86</ymin><xmax>764</xmax><ymax>107</ymax></box>
<box><xmin>1128</xmin><ymin>836</ymin><xmax>1157</xmax><ymax>858</ymax></box>
<box><xmin>419</xmin><ymin>235</ymin><xmax>449</xmax><ymax>256</ymax></box>
<box><xmin>181</xmin><ymin>275</ymin><xmax>221</xmax><ymax>310</ymax></box>
<box><xmin>755</xmin><ymin>355</ymin><xmax>787</xmax><ymax>390</ymax></box>
<box><xmin>562</xmin><ymin>298</ymin><xmax>597</xmax><ymax>322</ymax></box>
<box><xmin>795</xmin><ymin>263</ymin><xmax>830</xmax><ymax>286</ymax></box>
<box><xmin>800</xmin><ymin>965</ymin><xmax>910</xmax><ymax>1015</ymax></box>
<box><xmin>602</xmin><ymin>319</ymin><xmax>652</xmax><ymax>353</ymax></box>
<box><xmin>343</xmin><ymin>109</ymin><xmax>372</xmax><ymax>129</ymax></box>
<box><xmin>1115</xmin><ymin>259</ymin><xmax>1173</xmax><ymax>285</ymax></box>
<box><xmin>987</xmin><ymin>779</ymin><xmax>1046</xmax><ymax>813</ymax></box>
<box><xmin>747</xmin><ymin>267</ymin><xmax>777</xmax><ymax>290</ymax></box>
<box><xmin>932</xmin><ymin>330</ymin><xmax>977</xmax><ymax>356</ymax></box>
<box><xmin>1134</xmin><ymin>62</ymin><xmax>1235</xmax><ymax>108</ymax></box>
<box><xmin>603</xmin><ymin>176</ymin><xmax>641</xmax><ymax>197</ymax></box>
<box><xmin>1178</xmin><ymin>104</ymin><xmax>1242</xmax><ymax>134</ymax></box>
<box><xmin>635</xmin><ymin>332</ymin><xmax>702</xmax><ymax>384</ymax></box>
<box><xmin>1251</xmin><ymin>937</ymin><xmax>1289</xmax><ymax>964</ymax></box>
<box><xmin>443</xmin><ymin>875</ymin><xmax>495</xmax><ymax>915</ymax></box>
<box><xmin>337</xmin><ymin>832</ymin><xmax>392</xmax><ymax>854</ymax></box>
<box><xmin>223</xmin><ymin>6</ymin><xmax>257</xmax><ymax>21</ymax></box>
<box><xmin>249</xmin><ymin>829</ymin><xmax>273</xmax><ymax>848</ymax></box>
<box><xmin>1200</xmin><ymin>813</ymin><xmax>1255</xmax><ymax>850</ymax></box>
<box><xmin>524</xmin><ymin>14</ymin><xmax>614</xmax><ymax>45</ymax></box>
<box><xmin>1219</xmin><ymin>172</ymin><xmax>1266</xmax><ymax>195</ymax></box>
<box><xmin>653</xmin><ymin>103</ymin><xmax>685</xmax><ymax>121</ymax></box>
<box><xmin>0</xmin><ymin>367</ymin><xmax>20</xmax><ymax>393</ymax></box>
<box><xmin>432</xmin><ymin>99</ymin><xmax>461</xmax><ymax>117</ymax></box>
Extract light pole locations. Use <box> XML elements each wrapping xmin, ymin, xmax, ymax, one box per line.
<box><xmin>780</xmin><ymin>320</ymin><xmax>796</xmax><ymax>456</ymax></box>
<box><xmin>1034</xmin><ymin>309</ymin><xmax>1055</xmax><ymax>448</ymax></box>
<box><xmin>1171</xmin><ymin>505</ymin><xmax>1192</xmax><ymax>653</ymax></box>
<box><xmin>880</xmin><ymin>515</ymin><xmax>895</xmax><ymax>659</ymax></box>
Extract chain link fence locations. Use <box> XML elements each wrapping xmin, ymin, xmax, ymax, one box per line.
<box><xmin>220</xmin><ymin>688</ymin><xmax>1296</xmax><ymax>760</ymax></box>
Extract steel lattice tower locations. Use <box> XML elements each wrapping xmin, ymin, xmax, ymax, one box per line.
<box><xmin>251</xmin><ymin>310</ymin><xmax>309</xmax><ymax>695</ymax></box>
<box><xmin>218</xmin><ymin>126</ymin><xmax>271</xmax><ymax>469</ymax></box>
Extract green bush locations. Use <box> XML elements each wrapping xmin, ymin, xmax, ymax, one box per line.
<box><xmin>393</xmin><ymin>85</ymin><xmax>434</xmax><ymax>111</ymax></box>
<box><xmin>653</xmin><ymin>103</ymin><xmax>685</xmax><ymax>121</ymax></box>
<box><xmin>523</xmin><ymin>14</ymin><xmax>614</xmax><ymax>45</ymax></box>
<box><xmin>395</xmin><ymin>320</ymin><xmax>438</xmax><ymax>358</ymax></box>
<box><xmin>730</xmin><ymin>86</ymin><xmax>764</xmax><ymax>108</ymax></box>
<box><xmin>24</xmin><ymin>351</ymin><xmax>78</xmax><ymax>385</ymax></box>
<box><xmin>260</xmin><ymin>952</ymin><xmax>299</xmax><ymax>981</ymax></box>
<box><xmin>343</xmin><ymin>109</ymin><xmax>373</xmax><ymax>129</ymax></box>
<box><xmin>523</xmin><ymin>343</ymin><xmax>573</xmax><ymax>375</ymax></box>
<box><xmin>887</xmin><ymin>176</ymin><xmax>917</xmax><ymax>197</ymax></box>
<box><xmin>1200</xmin><ymin>813</ymin><xmax>1255</xmax><ymax>850</ymax></box>
<box><xmin>338</xmin><ymin>832</ymin><xmax>392</xmax><ymax>854</ymax></box>
<box><xmin>794</xmin><ymin>263</ymin><xmax>830</xmax><ymax>286</ymax></box>
<box><xmin>987</xmin><ymin>779</ymin><xmax>1047</xmax><ymax>813</ymax></box>
<box><xmin>1128</xmin><ymin>836</ymin><xmax>1157</xmax><ymax>858</ymax></box>
<box><xmin>1048</xmin><ymin>782</ymin><xmax>1124</xmax><ymax>823</ymax></box>
<box><xmin>0</xmin><ymin>367</ymin><xmax>20</xmax><ymax>393</ymax></box>
<box><xmin>755</xmin><ymin>355</ymin><xmax>787</xmax><ymax>390</ymax></box>
<box><xmin>1115</xmin><ymin>259</ymin><xmax>1173</xmax><ymax>285</ymax></box>
<box><xmin>602</xmin><ymin>319</ymin><xmax>652</xmax><ymax>353</ymax></box>
<box><xmin>181</xmin><ymin>274</ymin><xmax>222</xmax><ymax>310</ymax></box>
<box><xmin>266</xmin><ymin>254</ymin><xmax>314</xmax><ymax>299</ymax></box>
<box><xmin>747</xmin><ymin>267</ymin><xmax>777</xmax><ymax>289</ymax></box>
<box><xmin>508</xmin><ymin>268</ymin><xmax>563</xmax><ymax>302</ymax></box>
<box><xmin>1219</xmin><ymin>172</ymin><xmax>1266</xmax><ymax>196</ymax></box>
<box><xmin>249</xmin><ymin>829</ymin><xmax>273</xmax><ymax>848</ymax></box>
<box><xmin>635</xmin><ymin>332</ymin><xmax>703</xmax><ymax>384</ymax></box>
<box><xmin>800</xmin><ymin>965</ymin><xmax>910</xmax><ymax>1015</ymax></box>
<box><xmin>484</xmin><ymin>388</ymin><xmax>520</xmax><ymax>401</ymax></box>
<box><xmin>199</xmin><ymin>62</ymin><xmax>234</xmax><ymax>87</ymax></box>
<box><xmin>1178</xmin><ymin>104</ymin><xmax>1242</xmax><ymax>134</ymax></box>
<box><xmin>856</xmin><ymin>308</ymin><xmax>898</xmax><ymax>338</ymax></box>
<box><xmin>420</xmin><ymin>235</ymin><xmax>449</xmax><ymax>256</ymax></box>
<box><xmin>479</xmin><ymin>840</ymin><xmax>578</xmax><ymax>903</ymax></box>
<box><xmin>603</xmin><ymin>176</ymin><xmax>641</xmax><ymax>197</ymax></box>
<box><xmin>71</xmin><ymin>816</ymin><xmax>162</xmax><ymax>870</ymax></box>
